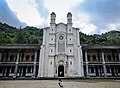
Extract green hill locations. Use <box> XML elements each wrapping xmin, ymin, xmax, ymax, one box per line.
<box><xmin>0</xmin><ymin>22</ymin><xmax>43</xmax><ymax>44</ymax></box>
<box><xmin>80</xmin><ymin>30</ymin><xmax>120</xmax><ymax>45</ymax></box>
<box><xmin>0</xmin><ymin>22</ymin><xmax>120</xmax><ymax>45</ymax></box>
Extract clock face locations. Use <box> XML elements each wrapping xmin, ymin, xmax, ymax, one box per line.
<box><xmin>59</xmin><ymin>36</ymin><xmax>64</xmax><ymax>40</ymax></box>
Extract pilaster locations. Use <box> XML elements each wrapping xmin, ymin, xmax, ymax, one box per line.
<box><xmin>102</xmin><ymin>51</ymin><xmax>107</xmax><ymax>77</ymax></box>
<box><xmin>38</xmin><ymin>47</ymin><xmax>44</xmax><ymax>77</ymax></box>
<box><xmin>32</xmin><ymin>51</ymin><xmax>37</xmax><ymax>78</ymax></box>
<box><xmin>13</xmin><ymin>52</ymin><xmax>20</xmax><ymax>78</ymax></box>
<box><xmin>77</xmin><ymin>45</ymin><xmax>81</xmax><ymax>77</ymax></box>
<box><xmin>85</xmin><ymin>51</ymin><xmax>89</xmax><ymax>77</ymax></box>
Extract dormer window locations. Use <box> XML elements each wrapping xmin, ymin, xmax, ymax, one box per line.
<box><xmin>69</xmin><ymin>29</ymin><xmax>71</xmax><ymax>31</ymax></box>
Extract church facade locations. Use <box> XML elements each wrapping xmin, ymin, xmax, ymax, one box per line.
<box><xmin>38</xmin><ymin>12</ymin><xmax>83</xmax><ymax>77</ymax></box>
<box><xmin>0</xmin><ymin>12</ymin><xmax>120</xmax><ymax>78</ymax></box>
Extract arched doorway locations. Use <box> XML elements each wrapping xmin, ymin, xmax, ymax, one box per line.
<box><xmin>58</xmin><ymin>65</ymin><xmax>64</xmax><ymax>77</ymax></box>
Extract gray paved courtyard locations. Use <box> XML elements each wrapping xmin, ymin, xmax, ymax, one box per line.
<box><xmin>0</xmin><ymin>79</ymin><xmax>120</xmax><ymax>88</ymax></box>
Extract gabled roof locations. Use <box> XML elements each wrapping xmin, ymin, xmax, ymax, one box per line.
<box><xmin>56</xmin><ymin>22</ymin><xmax>67</xmax><ymax>26</ymax></box>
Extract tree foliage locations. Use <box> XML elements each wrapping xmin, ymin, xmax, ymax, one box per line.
<box><xmin>0</xmin><ymin>22</ymin><xmax>120</xmax><ymax>45</ymax></box>
<box><xmin>80</xmin><ymin>30</ymin><xmax>120</xmax><ymax>45</ymax></box>
<box><xmin>0</xmin><ymin>22</ymin><xmax>43</xmax><ymax>44</ymax></box>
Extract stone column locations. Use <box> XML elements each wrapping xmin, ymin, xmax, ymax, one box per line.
<box><xmin>54</xmin><ymin>55</ymin><xmax>57</xmax><ymax>77</ymax></box>
<box><xmin>85</xmin><ymin>51</ymin><xmax>89</xmax><ymax>77</ymax></box>
<box><xmin>13</xmin><ymin>52</ymin><xmax>20</xmax><ymax>78</ymax></box>
<box><xmin>0</xmin><ymin>52</ymin><xmax>2</xmax><ymax>62</ymax></box>
<box><xmin>102</xmin><ymin>51</ymin><xmax>107</xmax><ymax>77</ymax></box>
<box><xmin>32</xmin><ymin>51</ymin><xmax>37</xmax><ymax>78</ymax></box>
<box><xmin>77</xmin><ymin>47</ymin><xmax>81</xmax><ymax>77</ymax></box>
<box><xmin>38</xmin><ymin>47</ymin><xmax>44</xmax><ymax>77</ymax></box>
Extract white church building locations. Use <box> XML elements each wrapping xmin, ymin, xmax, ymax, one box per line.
<box><xmin>38</xmin><ymin>12</ymin><xmax>84</xmax><ymax>77</ymax></box>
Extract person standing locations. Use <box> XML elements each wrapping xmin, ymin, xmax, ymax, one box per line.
<box><xmin>58</xmin><ymin>78</ymin><xmax>64</xmax><ymax>88</ymax></box>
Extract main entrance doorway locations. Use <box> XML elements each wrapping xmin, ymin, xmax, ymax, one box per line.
<box><xmin>58</xmin><ymin>65</ymin><xmax>64</xmax><ymax>77</ymax></box>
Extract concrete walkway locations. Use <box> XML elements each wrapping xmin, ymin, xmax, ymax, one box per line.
<box><xmin>0</xmin><ymin>79</ymin><xmax>120</xmax><ymax>88</ymax></box>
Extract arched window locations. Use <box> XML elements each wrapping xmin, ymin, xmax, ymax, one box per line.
<box><xmin>92</xmin><ymin>55</ymin><xmax>96</xmax><ymax>61</ymax></box>
<box><xmin>10</xmin><ymin>55</ymin><xmax>14</xmax><ymax>61</ymax></box>
<box><xmin>26</xmin><ymin>55</ymin><xmax>30</xmax><ymax>61</ymax></box>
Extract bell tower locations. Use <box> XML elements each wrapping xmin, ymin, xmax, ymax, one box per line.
<box><xmin>50</xmin><ymin>12</ymin><xmax>56</xmax><ymax>24</ymax></box>
<box><xmin>67</xmin><ymin>12</ymin><xmax>72</xmax><ymax>24</ymax></box>
<box><xmin>50</xmin><ymin>12</ymin><xmax>56</xmax><ymax>33</ymax></box>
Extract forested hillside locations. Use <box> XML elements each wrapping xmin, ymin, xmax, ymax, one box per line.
<box><xmin>80</xmin><ymin>30</ymin><xmax>120</xmax><ymax>45</ymax></box>
<box><xmin>0</xmin><ymin>22</ymin><xmax>43</xmax><ymax>44</ymax></box>
<box><xmin>0</xmin><ymin>22</ymin><xmax>120</xmax><ymax>45</ymax></box>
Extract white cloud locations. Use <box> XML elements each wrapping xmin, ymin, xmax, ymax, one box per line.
<box><xmin>6</xmin><ymin>0</ymin><xmax>96</xmax><ymax>34</ymax></box>
<box><xmin>6</xmin><ymin>0</ymin><xmax>84</xmax><ymax>27</ymax></box>
<box><xmin>5</xmin><ymin>0</ymin><xmax>120</xmax><ymax>34</ymax></box>
<box><xmin>78</xmin><ymin>22</ymin><xmax>97</xmax><ymax>34</ymax></box>
<box><xmin>6</xmin><ymin>0</ymin><xmax>47</xmax><ymax>27</ymax></box>
<box><xmin>44</xmin><ymin>0</ymin><xmax>83</xmax><ymax>23</ymax></box>
<box><xmin>6</xmin><ymin>0</ymin><xmax>86</xmax><ymax>28</ymax></box>
<box><xmin>7</xmin><ymin>0</ymin><xmax>118</xmax><ymax>34</ymax></box>
<box><xmin>0</xmin><ymin>0</ymin><xmax>26</xmax><ymax>27</ymax></box>
<box><xmin>108</xmin><ymin>24</ymin><xmax>120</xmax><ymax>30</ymax></box>
<box><xmin>72</xmin><ymin>0</ymin><xmax>120</xmax><ymax>34</ymax></box>
<box><xmin>72</xmin><ymin>9</ymin><xmax>97</xmax><ymax>34</ymax></box>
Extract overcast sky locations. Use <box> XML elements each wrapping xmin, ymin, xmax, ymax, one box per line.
<box><xmin>0</xmin><ymin>0</ymin><xmax>120</xmax><ymax>34</ymax></box>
